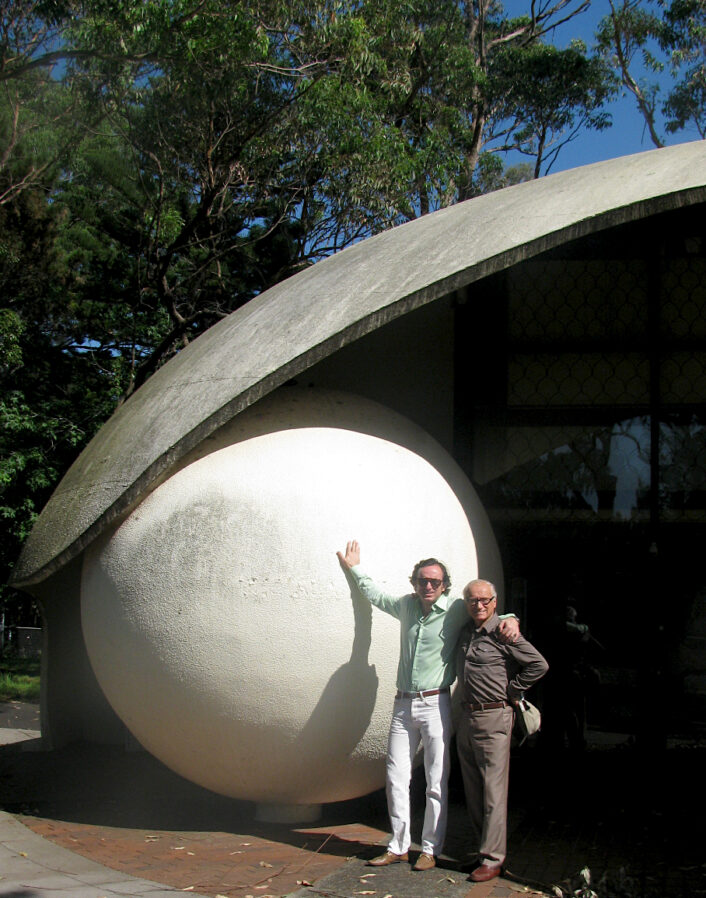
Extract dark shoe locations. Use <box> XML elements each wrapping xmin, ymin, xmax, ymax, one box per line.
<box><xmin>413</xmin><ymin>852</ymin><xmax>436</xmax><ymax>871</ymax></box>
<box><xmin>367</xmin><ymin>850</ymin><xmax>409</xmax><ymax>866</ymax></box>
<box><xmin>470</xmin><ymin>863</ymin><xmax>502</xmax><ymax>882</ymax></box>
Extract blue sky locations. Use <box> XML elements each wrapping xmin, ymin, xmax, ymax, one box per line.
<box><xmin>533</xmin><ymin>0</ymin><xmax>697</xmax><ymax>174</ymax></box>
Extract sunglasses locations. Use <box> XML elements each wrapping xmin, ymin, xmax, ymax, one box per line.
<box><xmin>415</xmin><ymin>577</ymin><xmax>443</xmax><ymax>589</ymax></box>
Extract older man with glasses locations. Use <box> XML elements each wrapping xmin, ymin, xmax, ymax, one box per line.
<box><xmin>457</xmin><ymin>579</ymin><xmax>548</xmax><ymax>883</ymax></box>
<box><xmin>337</xmin><ymin>541</ymin><xmax>519</xmax><ymax>872</ymax></box>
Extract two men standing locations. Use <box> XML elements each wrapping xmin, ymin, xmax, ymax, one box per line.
<box><xmin>336</xmin><ymin>540</ymin><xmax>544</xmax><ymax>877</ymax></box>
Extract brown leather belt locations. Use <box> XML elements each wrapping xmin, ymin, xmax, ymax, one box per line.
<box><xmin>396</xmin><ymin>687</ymin><xmax>450</xmax><ymax>699</ymax></box>
<box><xmin>462</xmin><ymin>700</ymin><xmax>508</xmax><ymax>712</ymax></box>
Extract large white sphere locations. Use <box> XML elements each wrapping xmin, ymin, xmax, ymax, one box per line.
<box><xmin>81</xmin><ymin>390</ymin><xmax>498</xmax><ymax>809</ymax></box>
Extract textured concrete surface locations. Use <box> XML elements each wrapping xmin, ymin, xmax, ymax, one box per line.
<box><xmin>13</xmin><ymin>142</ymin><xmax>706</xmax><ymax>588</ymax></box>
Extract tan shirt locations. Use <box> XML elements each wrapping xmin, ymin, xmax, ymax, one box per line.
<box><xmin>458</xmin><ymin>612</ymin><xmax>548</xmax><ymax>704</ymax></box>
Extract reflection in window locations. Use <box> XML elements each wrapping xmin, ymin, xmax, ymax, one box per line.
<box><xmin>607</xmin><ymin>418</ymin><xmax>649</xmax><ymax>520</ymax></box>
<box><xmin>475</xmin><ymin>416</ymin><xmax>706</xmax><ymax>523</ymax></box>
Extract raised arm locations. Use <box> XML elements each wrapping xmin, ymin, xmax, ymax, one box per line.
<box><xmin>336</xmin><ymin>540</ymin><xmax>403</xmax><ymax>619</ymax></box>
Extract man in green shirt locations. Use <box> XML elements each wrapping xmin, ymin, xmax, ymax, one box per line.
<box><xmin>337</xmin><ymin>540</ymin><xmax>519</xmax><ymax>871</ymax></box>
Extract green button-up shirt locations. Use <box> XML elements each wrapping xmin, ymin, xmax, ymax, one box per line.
<box><xmin>350</xmin><ymin>566</ymin><xmax>513</xmax><ymax>693</ymax></box>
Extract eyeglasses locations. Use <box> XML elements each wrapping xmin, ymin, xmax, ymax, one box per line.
<box><xmin>464</xmin><ymin>596</ymin><xmax>495</xmax><ymax>606</ymax></box>
<box><xmin>415</xmin><ymin>577</ymin><xmax>443</xmax><ymax>589</ymax></box>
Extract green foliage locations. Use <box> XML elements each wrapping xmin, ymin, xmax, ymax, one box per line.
<box><xmin>0</xmin><ymin>310</ymin><xmax>23</xmax><ymax>370</ymax></box>
<box><xmin>594</xmin><ymin>0</ymin><xmax>706</xmax><ymax>145</ymax></box>
<box><xmin>661</xmin><ymin>0</ymin><xmax>706</xmax><ymax>136</ymax></box>
<box><xmin>0</xmin><ymin>654</ymin><xmax>40</xmax><ymax>702</ymax></box>
<box><xmin>288</xmin><ymin>0</ymin><xmax>614</xmax><ymax>232</ymax></box>
<box><xmin>0</xmin><ymin>185</ymin><xmax>121</xmax><ymax>609</ymax></box>
<box><xmin>0</xmin><ymin>3</ymin><xmax>95</xmax><ymax>202</ymax></box>
<box><xmin>492</xmin><ymin>41</ymin><xmax>613</xmax><ymax>175</ymax></box>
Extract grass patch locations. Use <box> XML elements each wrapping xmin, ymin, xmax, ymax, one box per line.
<box><xmin>0</xmin><ymin>655</ymin><xmax>40</xmax><ymax>702</ymax></box>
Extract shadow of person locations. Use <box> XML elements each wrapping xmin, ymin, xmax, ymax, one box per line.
<box><xmin>292</xmin><ymin>569</ymin><xmax>380</xmax><ymax>797</ymax></box>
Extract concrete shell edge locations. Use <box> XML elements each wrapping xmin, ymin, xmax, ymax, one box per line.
<box><xmin>12</xmin><ymin>141</ymin><xmax>706</xmax><ymax>589</ymax></box>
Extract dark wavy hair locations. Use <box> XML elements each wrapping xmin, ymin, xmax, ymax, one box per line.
<box><xmin>409</xmin><ymin>557</ymin><xmax>452</xmax><ymax>595</ymax></box>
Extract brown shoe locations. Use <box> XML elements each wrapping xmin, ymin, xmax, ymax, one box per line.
<box><xmin>470</xmin><ymin>863</ymin><xmax>502</xmax><ymax>882</ymax></box>
<box><xmin>367</xmin><ymin>850</ymin><xmax>409</xmax><ymax>866</ymax></box>
<box><xmin>413</xmin><ymin>852</ymin><xmax>436</xmax><ymax>871</ymax></box>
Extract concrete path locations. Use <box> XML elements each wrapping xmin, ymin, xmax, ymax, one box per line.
<box><xmin>0</xmin><ymin>808</ymin><xmax>212</xmax><ymax>897</ymax></box>
<box><xmin>0</xmin><ymin>719</ymin><xmax>211</xmax><ymax>897</ymax></box>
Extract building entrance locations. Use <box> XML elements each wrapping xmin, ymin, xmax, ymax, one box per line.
<box><xmin>455</xmin><ymin>206</ymin><xmax>706</xmax><ymax>742</ymax></box>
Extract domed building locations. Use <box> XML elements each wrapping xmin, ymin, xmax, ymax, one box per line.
<box><xmin>12</xmin><ymin>141</ymin><xmax>706</xmax><ymax>812</ymax></box>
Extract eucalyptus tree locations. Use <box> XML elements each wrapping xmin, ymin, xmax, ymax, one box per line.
<box><xmin>0</xmin><ymin>1</ymin><xmax>78</xmax><ymax>203</ymax></box>
<box><xmin>595</xmin><ymin>0</ymin><xmax>706</xmax><ymax>146</ymax></box>
<box><xmin>661</xmin><ymin>0</ymin><xmax>706</xmax><ymax>138</ymax></box>
<box><xmin>292</xmin><ymin>0</ymin><xmax>613</xmax><ymax>238</ymax></box>
<box><xmin>56</xmin><ymin>0</ymin><xmax>366</xmax><ymax>396</ymax></box>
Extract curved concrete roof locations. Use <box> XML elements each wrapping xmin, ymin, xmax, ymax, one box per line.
<box><xmin>12</xmin><ymin>141</ymin><xmax>706</xmax><ymax>588</ymax></box>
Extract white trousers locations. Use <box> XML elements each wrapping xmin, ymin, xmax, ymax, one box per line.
<box><xmin>385</xmin><ymin>692</ymin><xmax>452</xmax><ymax>856</ymax></box>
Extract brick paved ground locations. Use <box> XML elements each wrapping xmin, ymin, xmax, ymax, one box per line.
<box><xmin>1</xmin><ymin>725</ymin><xmax>704</xmax><ymax>898</ymax></box>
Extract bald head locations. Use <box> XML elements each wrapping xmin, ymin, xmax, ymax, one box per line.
<box><xmin>462</xmin><ymin>579</ymin><xmax>498</xmax><ymax>626</ymax></box>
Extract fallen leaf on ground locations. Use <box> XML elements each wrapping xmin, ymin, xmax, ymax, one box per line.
<box><xmin>297</xmin><ymin>881</ymin><xmax>312</xmax><ymax>887</ymax></box>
